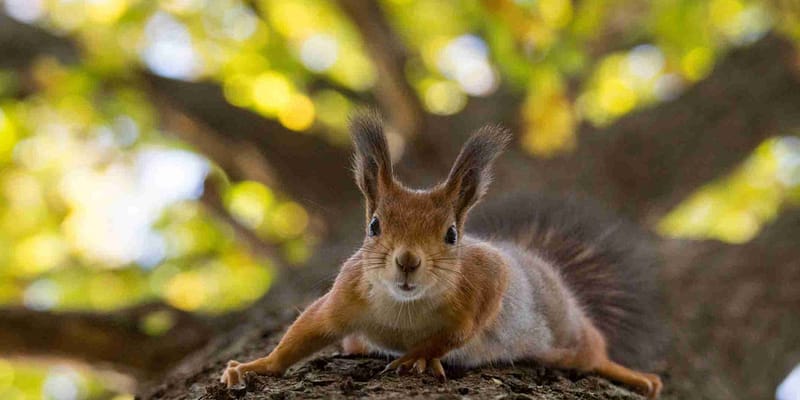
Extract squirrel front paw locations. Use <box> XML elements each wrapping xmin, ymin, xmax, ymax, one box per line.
<box><xmin>381</xmin><ymin>356</ymin><xmax>447</xmax><ymax>382</ymax></box>
<box><xmin>639</xmin><ymin>372</ymin><xmax>663</xmax><ymax>399</ymax></box>
<box><xmin>220</xmin><ymin>360</ymin><xmax>245</xmax><ymax>389</ymax></box>
<box><xmin>220</xmin><ymin>359</ymin><xmax>283</xmax><ymax>389</ymax></box>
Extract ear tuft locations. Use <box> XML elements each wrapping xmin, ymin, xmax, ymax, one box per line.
<box><xmin>350</xmin><ymin>110</ymin><xmax>392</xmax><ymax>175</ymax></box>
<box><xmin>446</xmin><ymin>124</ymin><xmax>511</xmax><ymax>222</ymax></box>
<box><xmin>349</xmin><ymin>110</ymin><xmax>393</xmax><ymax>216</ymax></box>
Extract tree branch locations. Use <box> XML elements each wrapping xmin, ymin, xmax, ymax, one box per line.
<box><xmin>584</xmin><ymin>34</ymin><xmax>800</xmax><ymax>223</ymax></box>
<box><xmin>334</xmin><ymin>0</ymin><xmax>425</xmax><ymax>139</ymax></box>
<box><xmin>0</xmin><ymin>302</ymin><xmax>213</xmax><ymax>380</ymax></box>
<box><xmin>144</xmin><ymin>74</ymin><xmax>362</xmax><ymax>233</ymax></box>
<box><xmin>156</xmin><ymin>93</ymin><xmax>280</xmax><ymax>188</ymax></box>
<box><xmin>200</xmin><ymin>177</ymin><xmax>290</xmax><ymax>266</ymax></box>
<box><xmin>8</xmin><ymin>11</ymin><xmax>800</xmax><ymax>400</ymax></box>
<box><xmin>0</xmin><ymin>15</ymin><xmax>78</xmax><ymax>68</ymax></box>
<box><xmin>492</xmin><ymin>34</ymin><xmax>800</xmax><ymax>224</ymax></box>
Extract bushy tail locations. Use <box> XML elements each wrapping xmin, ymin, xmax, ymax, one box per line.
<box><xmin>468</xmin><ymin>193</ymin><xmax>667</xmax><ymax>371</ymax></box>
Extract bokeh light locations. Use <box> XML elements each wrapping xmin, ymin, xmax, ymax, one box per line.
<box><xmin>437</xmin><ymin>35</ymin><xmax>498</xmax><ymax>96</ymax></box>
<box><xmin>0</xmin><ymin>0</ymin><xmax>796</xmax><ymax>398</ymax></box>
<box><xmin>423</xmin><ymin>80</ymin><xmax>467</xmax><ymax>115</ymax></box>
<box><xmin>300</xmin><ymin>33</ymin><xmax>339</xmax><ymax>72</ymax></box>
<box><xmin>3</xmin><ymin>0</ymin><xmax>44</xmax><ymax>23</ymax></box>
<box><xmin>252</xmin><ymin>71</ymin><xmax>294</xmax><ymax>116</ymax></box>
<box><xmin>660</xmin><ymin>137</ymin><xmax>800</xmax><ymax>243</ymax></box>
<box><xmin>142</xmin><ymin>12</ymin><xmax>200</xmax><ymax>80</ymax></box>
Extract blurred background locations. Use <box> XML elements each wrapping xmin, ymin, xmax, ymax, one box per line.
<box><xmin>0</xmin><ymin>0</ymin><xmax>798</xmax><ymax>399</ymax></box>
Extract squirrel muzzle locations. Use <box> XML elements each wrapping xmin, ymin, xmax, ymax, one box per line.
<box><xmin>395</xmin><ymin>249</ymin><xmax>421</xmax><ymax>291</ymax></box>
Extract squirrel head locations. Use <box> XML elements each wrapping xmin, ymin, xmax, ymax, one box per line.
<box><xmin>350</xmin><ymin>111</ymin><xmax>510</xmax><ymax>302</ymax></box>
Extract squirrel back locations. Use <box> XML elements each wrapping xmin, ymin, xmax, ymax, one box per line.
<box><xmin>468</xmin><ymin>193</ymin><xmax>667</xmax><ymax>371</ymax></box>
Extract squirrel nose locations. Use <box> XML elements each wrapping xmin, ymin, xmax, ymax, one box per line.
<box><xmin>395</xmin><ymin>250</ymin><xmax>421</xmax><ymax>274</ymax></box>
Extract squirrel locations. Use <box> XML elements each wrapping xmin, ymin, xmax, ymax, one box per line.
<box><xmin>221</xmin><ymin>112</ymin><xmax>665</xmax><ymax>398</ymax></box>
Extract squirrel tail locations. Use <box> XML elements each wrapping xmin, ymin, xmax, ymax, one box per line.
<box><xmin>468</xmin><ymin>193</ymin><xmax>667</xmax><ymax>371</ymax></box>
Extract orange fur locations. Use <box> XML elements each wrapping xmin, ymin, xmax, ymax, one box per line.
<box><xmin>538</xmin><ymin>319</ymin><xmax>662</xmax><ymax>398</ymax></box>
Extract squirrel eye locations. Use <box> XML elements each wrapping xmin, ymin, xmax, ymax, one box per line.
<box><xmin>444</xmin><ymin>225</ymin><xmax>457</xmax><ymax>245</ymax></box>
<box><xmin>368</xmin><ymin>216</ymin><xmax>381</xmax><ymax>237</ymax></box>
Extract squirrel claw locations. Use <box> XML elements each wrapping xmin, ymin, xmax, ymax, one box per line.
<box><xmin>381</xmin><ymin>357</ymin><xmax>447</xmax><ymax>382</ymax></box>
<box><xmin>412</xmin><ymin>358</ymin><xmax>427</xmax><ymax>374</ymax></box>
<box><xmin>641</xmin><ymin>373</ymin><xmax>662</xmax><ymax>399</ymax></box>
<box><xmin>220</xmin><ymin>359</ymin><xmax>282</xmax><ymax>389</ymax></box>
<box><xmin>380</xmin><ymin>358</ymin><xmax>403</xmax><ymax>375</ymax></box>
<box><xmin>220</xmin><ymin>360</ymin><xmax>243</xmax><ymax>388</ymax></box>
<box><xmin>430</xmin><ymin>358</ymin><xmax>447</xmax><ymax>382</ymax></box>
<box><xmin>385</xmin><ymin>358</ymin><xmax>415</xmax><ymax>375</ymax></box>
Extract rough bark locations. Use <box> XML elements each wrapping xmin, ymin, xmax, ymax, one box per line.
<box><xmin>147</xmin><ymin>336</ymin><xmax>647</xmax><ymax>399</ymax></box>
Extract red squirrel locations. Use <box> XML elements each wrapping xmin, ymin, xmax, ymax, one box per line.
<box><xmin>221</xmin><ymin>113</ymin><xmax>664</xmax><ymax>398</ymax></box>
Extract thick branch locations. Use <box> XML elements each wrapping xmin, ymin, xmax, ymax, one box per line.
<box><xmin>334</xmin><ymin>0</ymin><xmax>425</xmax><ymax>138</ymax></box>
<box><xmin>586</xmin><ymin>35</ymin><xmax>800</xmax><ymax>223</ymax></box>
<box><xmin>157</xmin><ymin>98</ymin><xmax>279</xmax><ymax>188</ymax></box>
<box><xmin>200</xmin><ymin>177</ymin><xmax>291</xmax><ymax>266</ymax></box>
<box><xmin>146</xmin><ymin>75</ymin><xmax>360</xmax><ymax>226</ymax></box>
<box><xmin>0</xmin><ymin>303</ymin><xmax>212</xmax><ymax>380</ymax></box>
<box><xmin>0</xmin><ymin>15</ymin><xmax>77</xmax><ymax>68</ymax></box>
<box><xmin>141</xmin><ymin>307</ymin><xmax>645</xmax><ymax>400</ymax></box>
<box><xmin>492</xmin><ymin>34</ymin><xmax>800</xmax><ymax>224</ymax></box>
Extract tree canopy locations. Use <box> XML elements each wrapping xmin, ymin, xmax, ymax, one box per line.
<box><xmin>0</xmin><ymin>0</ymin><xmax>799</xmax><ymax>399</ymax></box>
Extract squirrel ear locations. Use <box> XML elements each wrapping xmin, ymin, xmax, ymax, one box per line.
<box><xmin>350</xmin><ymin>111</ymin><xmax>394</xmax><ymax>216</ymax></box>
<box><xmin>445</xmin><ymin>125</ymin><xmax>510</xmax><ymax>223</ymax></box>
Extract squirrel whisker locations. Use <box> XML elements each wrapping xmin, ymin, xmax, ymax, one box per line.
<box><xmin>431</xmin><ymin>265</ymin><xmax>462</xmax><ymax>275</ymax></box>
<box><xmin>426</xmin><ymin>243</ymin><xmax>479</xmax><ymax>258</ymax></box>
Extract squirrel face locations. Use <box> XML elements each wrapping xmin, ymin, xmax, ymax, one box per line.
<box><xmin>360</xmin><ymin>185</ymin><xmax>460</xmax><ymax>302</ymax></box>
<box><xmin>350</xmin><ymin>112</ymin><xmax>510</xmax><ymax>303</ymax></box>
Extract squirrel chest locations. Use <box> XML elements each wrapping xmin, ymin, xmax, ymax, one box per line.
<box><xmin>356</xmin><ymin>290</ymin><xmax>453</xmax><ymax>352</ymax></box>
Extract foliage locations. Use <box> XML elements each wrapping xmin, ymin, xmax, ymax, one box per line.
<box><xmin>0</xmin><ymin>0</ymin><xmax>799</xmax><ymax>398</ymax></box>
<box><xmin>660</xmin><ymin>136</ymin><xmax>800</xmax><ymax>243</ymax></box>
